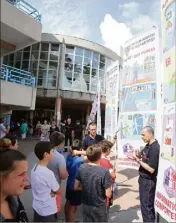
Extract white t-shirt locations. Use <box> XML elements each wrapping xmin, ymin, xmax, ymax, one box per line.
<box><xmin>31</xmin><ymin>164</ymin><xmax>60</xmax><ymax>216</ymax></box>
<box><xmin>0</xmin><ymin>123</ymin><xmax>6</xmax><ymax>139</ymax></box>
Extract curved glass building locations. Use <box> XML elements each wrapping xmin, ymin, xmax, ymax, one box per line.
<box><xmin>3</xmin><ymin>33</ymin><xmax>122</xmax><ymax>124</ymax></box>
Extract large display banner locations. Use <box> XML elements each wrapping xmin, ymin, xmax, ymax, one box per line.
<box><xmin>155</xmin><ymin>0</ymin><xmax>176</xmax><ymax>221</ymax></box>
<box><xmin>118</xmin><ymin>27</ymin><xmax>161</xmax><ymax>169</ymax></box>
<box><xmin>104</xmin><ymin>61</ymin><xmax>119</xmax><ymax>141</ymax></box>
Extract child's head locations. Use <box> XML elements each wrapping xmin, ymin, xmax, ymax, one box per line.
<box><xmin>98</xmin><ymin>140</ymin><xmax>113</xmax><ymax>156</ymax></box>
<box><xmin>86</xmin><ymin>144</ymin><xmax>102</xmax><ymax>163</ymax></box>
<box><xmin>71</xmin><ymin>139</ymin><xmax>82</xmax><ymax>151</ymax></box>
<box><xmin>34</xmin><ymin>141</ymin><xmax>54</xmax><ymax>161</ymax></box>
<box><xmin>50</xmin><ymin>132</ymin><xmax>65</xmax><ymax>149</ymax></box>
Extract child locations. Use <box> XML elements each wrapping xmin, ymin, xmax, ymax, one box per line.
<box><xmin>64</xmin><ymin>139</ymin><xmax>87</xmax><ymax>222</ymax></box>
<box><xmin>74</xmin><ymin>144</ymin><xmax>112</xmax><ymax>222</ymax></box>
<box><xmin>31</xmin><ymin>141</ymin><xmax>61</xmax><ymax>222</ymax></box>
<box><xmin>48</xmin><ymin>132</ymin><xmax>68</xmax><ymax>213</ymax></box>
<box><xmin>98</xmin><ymin>140</ymin><xmax>116</xmax><ymax>209</ymax></box>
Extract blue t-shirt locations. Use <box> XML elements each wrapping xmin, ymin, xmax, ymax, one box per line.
<box><xmin>66</xmin><ymin>153</ymin><xmax>84</xmax><ymax>190</ymax></box>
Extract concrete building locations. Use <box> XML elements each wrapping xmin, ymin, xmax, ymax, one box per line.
<box><xmin>0</xmin><ymin>0</ymin><xmax>42</xmax><ymax>123</ymax></box>
<box><xmin>3</xmin><ymin>33</ymin><xmax>122</xmax><ymax>126</ymax></box>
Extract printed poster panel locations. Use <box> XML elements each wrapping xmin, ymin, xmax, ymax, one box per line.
<box><xmin>155</xmin><ymin>1</ymin><xmax>176</xmax><ymax>221</ymax></box>
<box><xmin>155</xmin><ymin>104</ymin><xmax>176</xmax><ymax>222</ymax></box>
<box><xmin>104</xmin><ymin>61</ymin><xmax>119</xmax><ymax>141</ymax></box>
<box><xmin>118</xmin><ymin>27</ymin><xmax>160</xmax><ymax>169</ymax></box>
<box><xmin>162</xmin><ymin>0</ymin><xmax>176</xmax><ymax>104</ymax></box>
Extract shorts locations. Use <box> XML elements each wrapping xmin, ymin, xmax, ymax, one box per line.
<box><xmin>33</xmin><ymin>209</ymin><xmax>57</xmax><ymax>222</ymax></box>
<box><xmin>21</xmin><ymin>133</ymin><xmax>26</xmax><ymax>139</ymax></box>
<box><xmin>65</xmin><ymin>186</ymin><xmax>82</xmax><ymax>206</ymax></box>
<box><xmin>56</xmin><ymin>193</ymin><xmax>62</xmax><ymax>212</ymax></box>
<box><xmin>82</xmin><ymin>204</ymin><xmax>108</xmax><ymax>222</ymax></box>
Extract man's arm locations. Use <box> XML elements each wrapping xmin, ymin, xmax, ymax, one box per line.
<box><xmin>57</xmin><ymin>154</ymin><xmax>68</xmax><ymax>180</ymax></box>
<box><xmin>74</xmin><ymin>179</ymin><xmax>83</xmax><ymax>191</ymax></box>
<box><xmin>105</xmin><ymin>187</ymin><xmax>112</xmax><ymax>198</ymax></box>
<box><xmin>0</xmin><ymin>125</ymin><xmax>10</xmax><ymax>134</ymax></box>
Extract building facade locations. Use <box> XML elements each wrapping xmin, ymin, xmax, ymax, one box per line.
<box><xmin>0</xmin><ymin>0</ymin><xmax>42</xmax><ymax>124</ymax></box>
<box><xmin>3</xmin><ymin>33</ymin><xmax>122</xmax><ymax>126</ymax></box>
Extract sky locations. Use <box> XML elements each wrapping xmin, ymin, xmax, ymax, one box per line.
<box><xmin>28</xmin><ymin>0</ymin><xmax>161</xmax><ymax>54</ymax></box>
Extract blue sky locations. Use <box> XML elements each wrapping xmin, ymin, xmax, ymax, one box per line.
<box><xmin>28</xmin><ymin>0</ymin><xmax>160</xmax><ymax>54</ymax></box>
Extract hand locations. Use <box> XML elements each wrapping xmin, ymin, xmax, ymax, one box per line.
<box><xmin>135</xmin><ymin>149</ymin><xmax>141</xmax><ymax>158</ymax></box>
<box><xmin>127</xmin><ymin>155</ymin><xmax>140</xmax><ymax>162</ymax></box>
<box><xmin>72</xmin><ymin>150</ymin><xmax>77</xmax><ymax>156</ymax></box>
<box><xmin>50</xmin><ymin>191</ymin><xmax>55</xmax><ymax>197</ymax></box>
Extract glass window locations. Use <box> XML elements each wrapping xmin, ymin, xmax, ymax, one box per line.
<box><xmin>22</xmin><ymin>61</ymin><xmax>29</xmax><ymax>70</ymax></box>
<box><xmin>50</xmin><ymin>51</ymin><xmax>59</xmax><ymax>61</ymax></box>
<box><xmin>83</xmin><ymin>73</ymin><xmax>90</xmax><ymax>91</ymax></box>
<box><xmin>74</xmin><ymin>64</ymin><xmax>82</xmax><ymax>73</ymax></box>
<box><xmin>91</xmin><ymin>68</ymin><xmax>98</xmax><ymax>77</ymax></box>
<box><xmin>40</xmin><ymin>52</ymin><xmax>48</xmax><ymax>60</ymax></box>
<box><xmin>99</xmin><ymin>70</ymin><xmax>105</xmax><ymax>79</ymax></box>
<box><xmin>49</xmin><ymin>61</ymin><xmax>58</xmax><ymax>70</ymax></box>
<box><xmin>93</xmin><ymin>52</ymin><xmax>99</xmax><ymax>61</ymax></box>
<box><xmin>14</xmin><ymin>61</ymin><xmax>21</xmax><ymax>69</ymax></box>
<box><xmin>83</xmin><ymin>57</ymin><xmax>91</xmax><ymax>66</ymax></box>
<box><xmin>72</xmin><ymin>73</ymin><xmax>81</xmax><ymax>90</ymax></box>
<box><xmin>65</xmin><ymin>71</ymin><xmax>72</xmax><ymax>82</ymax></box>
<box><xmin>41</xmin><ymin>43</ymin><xmax>49</xmax><ymax>51</ymax></box>
<box><xmin>39</xmin><ymin>60</ymin><xmax>48</xmax><ymax>69</ymax></box>
<box><xmin>65</xmin><ymin>54</ymin><xmax>74</xmax><ymax>63</ymax></box>
<box><xmin>23</xmin><ymin>51</ymin><xmax>30</xmax><ymax>60</ymax></box>
<box><xmin>3</xmin><ymin>55</ymin><xmax>9</xmax><ymax>64</ymax></box>
<box><xmin>9</xmin><ymin>54</ymin><xmax>14</xmax><ymax>61</ymax></box>
<box><xmin>66</xmin><ymin>45</ymin><xmax>74</xmax><ymax>54</ymax></box>
<box><xmin>48</xmin><ymin>70</ymin><xmax>57</xmax><ymax>79</ymax></box>
<box><xmin>37</xmin><ymin>78</ymin><xmax>45</xmax><ymax>86</ymax></box>
<box><xmin>92</xmin><ymin>60</ymin><xmax>99</xmax><ymax>69</ymax></box>
<box><xmin>47</xmin><ymin>79</ymin><xmax>56</xmax><ymax>88</ymax></box>
<box><xmin>99</xmin><ymin>62</ymin><xmax>105</xmax><ymax>70</ymax></box>
<box><xmin>51</xmin><ymin>44</ymin><xmax>59</xmax><ymax>51</ymax></box>
<box><xmin>16</xmin><ymin>51</ymin><xmax>22</xmax><ymax>61</ymax></box>
<box><xmin>100</xmin><ymin>55</ymin><xmax>105</xmax><ymax>63</ymax></box>
<box><xmin>75</xmin><ymin>56</ymin><xmax>82</xmax><ymax>65</ymax></box>
<box><xmin>32</xmin><ymin>43</ymin><xmax>40</xmax><ymax>51</ymax></box>
<box><xmin>24</xmin><ymin>46</ymin><xmax>31</xmax><ymax>51</ymax></box>
<box><xmin>84</xmin><ymin>49</ymin><xmax>92</xmax><ymax>58</ymax></box>
<box><xmin>83</xmin><ymin>65</ymin><xmax>91</xmax><ymax>74</ymax></box>
<box><xmin>9</xmin><ymin>61</ymin><xmax>14</xmax><ymax>67</ymax></box>
<box><xmin>30</xmin><ymin>60</ymin><xmax>38</xmax><ymax>71</ymax></box>
<box><xmin>75</xmin><ymin>47</ymin><xmax>83</xmax><ymax>56</ymax></box>
<box><xmin>38</xmin><ymin>69</ymin><xmax>47</xmax><ymax>79</ymax></box>
<box><xmin>31</xmin><ymin>69</ymin><xmax>37</xmax><ymax>77</ymax></box>
<box><xmin>65</xmin><ymin>63</ymin><xmax>73</xmax><ymax>72</ymax></box>
<box><xmin>31</xmin><ymin>51</ymin><xmax>38</xmax><ymax>60</ymax></box>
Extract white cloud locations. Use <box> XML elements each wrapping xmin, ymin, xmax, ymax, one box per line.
<box><xmin>28</xmin><ymin>0</ymin><xmax>88</xmax><ymax>38</ymax></box>
<box><xmin>99</xmin><ymin>14</ymin><xmax>132</xmax><ymax>55</ymax></box>
<box><xmin>100</xmin><ymin>1</ymin><xmax>159</xmax><ymax>55</ymax></box>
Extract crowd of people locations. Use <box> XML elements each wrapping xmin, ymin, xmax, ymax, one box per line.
<box><xmin>0</xmin><ymin>117</ymin><xmax>160</xmax><ymax>223</ymax></box>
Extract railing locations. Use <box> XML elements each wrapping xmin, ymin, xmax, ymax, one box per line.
<box><xmin>7</xmin><ymin>0</ymin><xmax>42</xmax><ymax>22</ymax></box>
<box><xmin>1</xmin><ymin>64</ymin><xmax>36</xmax><ymax>88</ymax></box>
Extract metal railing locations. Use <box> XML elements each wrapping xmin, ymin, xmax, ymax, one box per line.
<box><xmin>1</xmin><ymin>64</ymin><xmax>36</xmax><ymax>88</ymax></box>
<box><xmin>7</xmin><ymin>0</ymin><xmax>42</xmax><ymax>22</ymax></box>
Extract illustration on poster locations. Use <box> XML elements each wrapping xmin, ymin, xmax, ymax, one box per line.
<box><xmin>161</xmin><ymin>147</ymin><xmax>176</xmax><ymax>165</ymax></box>
<box><xmin>118</xmin><ymin>114</ymin><xmax>155</xmax><ymax>140</ymax></box>
<box><xmin>164</xmin><ymin>0</ymin><xmax>176</xmax><ymax>53</ymax></box>
<box><xmin>122</xmin><ymin>55</ymin><xmax>156</xmax><ymax>87</ymax></box>
<box><xmin>163</xmin><ymin>166</ymin><xmax>176</xmax><ymax>198</ymax></box>
<box><xmin>121</xmin><ymin>83</ymin><xmax>156</xmax><ymax>112</ymax></box>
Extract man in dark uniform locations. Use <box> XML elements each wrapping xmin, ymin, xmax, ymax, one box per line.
<box><xmin>64</xmin><ymin>118</ymin><xmax>74</xmax><ymax>152</ymax></box>
<box><xmin>83</xmin><ymin>122</ymin><xmax>104</xmax><ymax>150</ymax></box>
<box><xmin>128</xmin><ymin>126</ymin><xmax>160</xmax><ymax>222</ymax></box>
